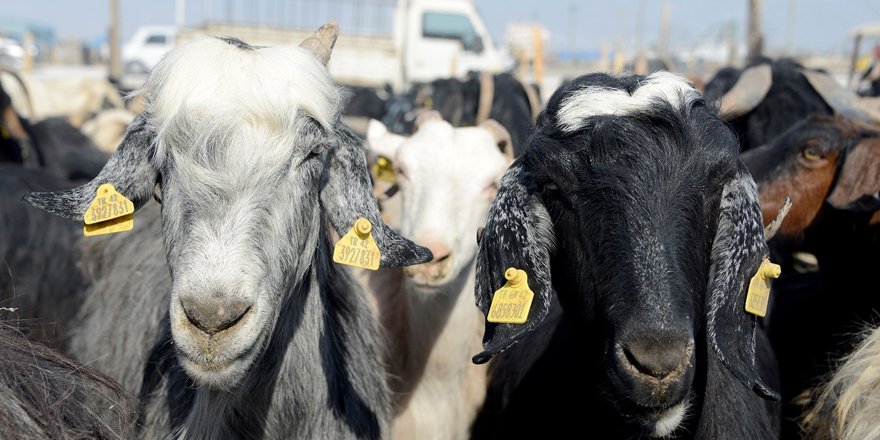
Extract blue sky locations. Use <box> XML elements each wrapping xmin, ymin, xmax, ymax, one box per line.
<box><xmin>1</xmin><ymin>0</ymin><xmax>878</xmax><ymax>54</ymax></box>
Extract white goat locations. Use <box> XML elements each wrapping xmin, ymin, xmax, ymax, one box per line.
<box><xmin>364</xmin><ymin>112</ymin><xmax>513</xmax><ymax>439</ymax></box>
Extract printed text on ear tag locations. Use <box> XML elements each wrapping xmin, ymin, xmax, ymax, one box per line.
<box><xmin>333</xmin><ymin>218</ymin><xmax>381</xmax><ymax>270</ymax></box>
<box><xmin>487</xmin><ymin>268</ymin><xmax>534</xmax><ymax>324</ymax></box>
<box><xmin>83</xmin><ymin>183</ymin><xmax>135</xmax><ymax>237</ymax></box>
<box><xmin>371</xmin><ymin>156</ymin><xmax>397</xmax><ymax>184</ymax></box>
<box><xmin>745</xmin><ymin>258</ymin><xmax>781</xmax><ymax>317</ymax></box>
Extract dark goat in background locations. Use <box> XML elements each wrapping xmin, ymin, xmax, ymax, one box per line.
<box><xmin>471</xmin><ymin>72</ymin><xmax>780</xmax><ymax>439</ymax></box>
<box><xmin>0</xmin><ymin>323</ymin><xmax>137</xmax><ymax>439</ymax></box>
<box><xmin>0</xmin><ymin>165</ymin><xmax>85</xmax><ymax>346</ymax></box>
<box><xmin>741</xmin><ymin>115</ymin><xmax>880</xmax><ymax>438</ymax></box>
<box><xmin>706</xmin><ymin>58</ymin><xmax>880</xmax><ymax>153</ymax></box>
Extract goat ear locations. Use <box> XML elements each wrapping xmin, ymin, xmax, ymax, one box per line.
<box><xmin>23</xmin><ymin>114</ymin><xmax>158</xmax><ymax>220</ymax></box>
<box><xmin>718</xmin><ymin>64</ymin><xmax>772</xmax><ymax>120</ymax></box>
<box><xmin>321</xmin><ymin>122</ymin><xmax>432</xmax><ymax>267</ymax></box>
<box><xmin>803</xmin><ymin>70</ymin><xmax>880</xmax><ymax>124</ymax></box>
<box><xmin>706</xmin><ymin>164</ymin><xmax>780</xmax><ymax>401</ymax></box>
<box><xmin>472</xmin><ymin>160</ymin><xmax>555</xmax><ymax>364</ymax></box>
<box><xmin>366</xmin><ymin>119</ymin><xmax>406</xmax><ymax>159</ymax></box>
<box><xmin>826</xmin><ymin>138</ymin><xmax>880</xmax><ymax>212</ymax></box>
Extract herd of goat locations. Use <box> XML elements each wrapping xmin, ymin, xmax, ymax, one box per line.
<box><xmin>1</xmin><ymin>22</ymin><xmax>880</xmax><ymax>439</ymax></box>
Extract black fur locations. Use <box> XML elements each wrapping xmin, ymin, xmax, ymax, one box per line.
<box><xmin>472</xmin><ymin>73</ymin><xmax>781</xmax><ymax>439</ymax></box>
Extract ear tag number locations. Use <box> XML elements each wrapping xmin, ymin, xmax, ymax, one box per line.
<box><xmin>83</xmin><ymin>183</ymin><xmax>135</xmax><ymax>237</ymax></box>
<box><xmin>371</xmin><ymin>156</ymin><xmax>397</xmax><ymax>184</ymax></box>
<box><xmin>487</xmin><ymin>268</ymin><xmax>534</xmax><ymax>324</ymax></box>
<box><xmin>744</xmin><ymin>258</ymin><xmax>781</xmax><ymax>317</ymax></box>
<box><xmin>333</xmin><ymin>218</ymin><xmax>381</xmax><ymax>270</ymax></box>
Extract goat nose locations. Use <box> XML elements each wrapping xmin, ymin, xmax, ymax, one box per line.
<box><xmin>403</xmin><ymin>240</ymin><xmax>452</xmax><ymax>281</ymax></box>
<box><xmin>180</xmin><ymin>297</ymin><xmax>251</xmax><ymax>336</ymax></box>
<box><xmin>622</xmin><ymin>332</ymin><xmax>691</xmax><ymax>379</ymax></box>
<box><xmin>426</xmin><ymin>243</ymin><xmax>451</xmax><ymax>265</ymax></box>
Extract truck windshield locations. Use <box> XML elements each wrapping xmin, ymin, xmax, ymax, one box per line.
<box><xmin>422</xmin><ymin>12</ymin><xmax>480</xmax><ymax>52</ymax></box>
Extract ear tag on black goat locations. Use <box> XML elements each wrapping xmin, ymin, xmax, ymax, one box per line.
<box><xmin>744</xmin><ymin>258</ymin><xmax>781</xmax><ymax>317</ymax></box>
<box><xmin>333</xmin><ymin>217</ymin><xmax>381</xmax><ymax>270</ymax></box>
<box><xmin>487</xmin><ymin>268</ymin><xmax>534</xmax><ymax>324</ymax></box>
<box><xmin>371</xmin><ymin>156</ymin><xmax>397</xmax><ymax>184</ymax></box>
<box><xmin>83</xmin><ymin>184</ymin><xmax>134</xmax><ymax>237</ymax></box>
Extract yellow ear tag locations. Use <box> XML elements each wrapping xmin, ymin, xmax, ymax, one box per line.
<box><xmin>371</xmin><ymin>156</ymin><xmax>397</xmax><ymax>184</ymax></box>
<box><xmin>83</xmin><ymin>183</ymin><xmax>135</xmax><ymax>237</ymax></box>
<box><xmin>332</xmin><ymin>218</ymin><xmax>381</xmax><ymax>270</ymax></box>
<box><xmin>744</xmin><ymin>258</ymin><xmax>782</xmax><ymax>317</ymax></box>
<box><xmin>487</xmin><ymin>268</ymin><xmax>535</xmax><ymax>324</ymax></box>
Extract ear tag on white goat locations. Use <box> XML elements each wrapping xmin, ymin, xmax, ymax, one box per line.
<box><xmin>371</xmin><ymin>156</ymin><xmax>397</xmax><ymax>184</ymax></box>
<box><xmin>83</xmin><ymin>183</ymin><xmax>134</xmax><ymax>237</ymax></box>
<box><xmin>333</xmin><ymin>218</ymin><xmax>381</xmax><ymax>270</ymax></box>
<box><xmin>744</xmin><ymin>258</ymin><xmax>781</xmax><ymax>317</ymax></box>
<box><xmin>487</xmin><ymin>268</ymin><xmax>534</xmax><ymax>324</ymax></box>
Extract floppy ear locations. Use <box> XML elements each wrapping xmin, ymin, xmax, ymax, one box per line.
<box><xmin>321</xmin><ymin>121</ymin><xmax>432</xmax><ymax>267</ymax></box>
<box><xmin>706</xmin><ymin>163</ymin><xmax>780</xmax><ymax>401</ymax></box>
<box><xmin>366</xmin><ymin>119</ymin><xmax>406</xmax><ymax>159</ymax></box>
<box><xmin>803</xmin><ymin>70</ymin><xmax>880</xmax><ymax>124</ymax></box>
<box><xmin>472</xmin><ymin>160</ymin><xmax>556</xmax><ymax>364</ymax></box>
<box><xmin>718</xmin><ymin>64</ymin><xmax>773</xmax><ymax>120</ymax></box>
<box><xmin>23</xmin><ymin>114</ymin><xmax>158</xmax><ymax>220</ymax></box>
<box><xmin>826</xmin><ymin>138</ymin><xmax>880</xmax><ymax>212</ymax></box>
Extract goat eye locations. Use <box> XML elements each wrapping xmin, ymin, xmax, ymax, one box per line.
<box><xmin>802</xmin><ymin>148</ymin><xmax>823</xmax><ymax>161</ymax></box>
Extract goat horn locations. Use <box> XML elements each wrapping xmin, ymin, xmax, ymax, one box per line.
<box><xmin>718</xmin><ymin>64</ymin><xmax>772</xmax><ymax>120</ymax></box>
<box><xmin>764</xmin><ymin>197</ymin><xmax>792</xmax><ymax>241</ymax></box>
<box><xmin>802</xmin><ymin>70</ymin><xmax>880</xmax><ymax>124</ymax></box>
<box><xmin>299</xmin><ymin>22</ymin><xmax>339</xmax><ymax>66</ymax></box>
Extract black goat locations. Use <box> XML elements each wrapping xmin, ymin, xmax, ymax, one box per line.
<box><xmin>0</xmin><ymin>165</ymin><xmax>85</xmax><ymax>346</ymax></box>
<box><xmin>0</xmin><ymin>323</ymin><xmax>137</xmax><ymax>439</ymax></box>
<box><xmin>471</xmin><ymin>72</ymin><xmax>780</xmax><ymax>439</ymax></box>
<box><xmin>382</xmin><ymin>72</ymin><xmax>539</xmax><ymax>155</ymax></box>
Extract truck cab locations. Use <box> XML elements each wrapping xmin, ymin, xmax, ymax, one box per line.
<box><xmin>397</xmin><ymin>0</ymin><xmax>509</xmax><ymax>85</ymax></box>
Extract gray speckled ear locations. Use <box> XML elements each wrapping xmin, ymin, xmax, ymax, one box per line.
<box><xmin>23</xmin><ymin>114</ymin><xmax>158</xmax><ymax>220</ymax></box>
<box><xmin>472</xmin><ymin>160</ymin><xmax>556</xmax><ymax>364</ymax></box>
<box><xmin>706</xmin><ymin>163</ymin><xmax>780</xmax><ymax>401</ymax></box>
<box><xmin>320</xmin><ymin>121</ymin><xmax>432</xmax><ymax>268</ymax></box>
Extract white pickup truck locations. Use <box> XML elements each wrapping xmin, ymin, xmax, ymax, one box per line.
<box><xmin>122</xmin><ymin>0</ymin><xmax>511</xmax><ymax>91</ymax></box>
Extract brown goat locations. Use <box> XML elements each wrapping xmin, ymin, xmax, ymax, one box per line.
<box><xmin>742</xmin><ymin>115</ymin><xmax>880</xmax><ymax>439</ymax></box>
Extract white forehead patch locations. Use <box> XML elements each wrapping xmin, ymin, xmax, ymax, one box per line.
<box><xmin>138</xmin><ymin>37</ymin><xmax>341</xmax><ymax>159</ymax></box>
<box><xmin>557</xmin><ymin>71</ymin><xmax>700</xmax><ymax>133</ymax></box>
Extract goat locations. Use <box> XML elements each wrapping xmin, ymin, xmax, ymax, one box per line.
<box><xmin>363</xmin><ymin>111</ymin><xmax>512</xmax><ymax>439</ymax></box>
<box><xmin>739</xmin><ymin>115</ymin><xmax>880</xmax><ymax>438</ymax></box>
<box><xmin>707</xmin><ymin>58</ymin><xmax>880</xmax><ymax>152</ymax></box>
<box><xmin>381</xmin><ymin>72</ymin><xmax>539</xmax><ymax>155</ymax></box>
<box><xmin>24</xmin><ymin>24</ymin><xmax>431</xmax><ymax>439</ymax></box>
<box><xmin>470</xmin><ymin>71</ymin><xmax>781</xmax><ymax>439</ymax></box>
<box><xmin>0</xmin><ymin>165</ymin><xmax>86</xmax><ymax>346</ymax></box>
<box><xmin>0</xmin><ymin>322</ymin><xmax>138</xmax><ymax>439</ymax></box>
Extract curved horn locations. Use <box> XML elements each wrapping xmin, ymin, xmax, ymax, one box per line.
<box><xmin>476</xmin><ymin>72</ymin><xmax>495</xmax><ymax>124</ymax></box>
<box><xmin>0</xmin><ymin>68</ymin><xmax>34</xmax><ymax>118</ymax></box>
<box><xmin>718</xmin><ymin>64</ymin><xmax>773</xmax><ymax>120</ymax></box>
<box><xmin>299</xmin><ymin>22</ymin><xmax>339</xmax><ymax>66</ymax></box>
<box><xmin>803</xmin><ymin>70</ymin><xmax>880</xmax><ymax>124</ymax></box>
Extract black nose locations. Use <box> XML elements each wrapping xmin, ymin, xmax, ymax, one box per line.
<box><xmin>622</xmin><ymin>331</ymin><xmax>691</xmax><ymax>379</ymax></box>
<box><xmin>180</xmin><ymin>298</ymin><xmax>251</xmax><ymax>336</ymax></box>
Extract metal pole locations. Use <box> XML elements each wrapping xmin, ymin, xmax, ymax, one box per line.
<box><xmin>747</xmin><ymin>0</ymin><xmax>763</xmax><ymax>59</ymax></box>
<box><xmin>658</xmin><ymin>1</ymin><xmax>670</xmax><ymax>59</ymax></box>
<box><xmin>785</xmin><ymin>0</ymin><xmax>796</xmax><ymax>55</ymax></box>
<box><xmin>848</xmin><ymin>34</ymin><xmax>863</xmax><ymax>88</ymax></box>
<box><xmin>109</xmin><ymin>0</ymin><xmax>122</xmax><ymax>83</ymax></box>
<box><xmin>176</xmin><ymin>0</ymin><xmax>186</xmax><ymax>28</ymax></box>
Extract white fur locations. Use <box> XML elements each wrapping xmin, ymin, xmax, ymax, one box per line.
<box><xmin>557</xmin><ymin>71</ymin><xmax>699</xmax><ymax>132</ymax></box>
<box><xmin>363</xmin><ymin>118</ymin><xmax>510</xmax><ymax>439</ymax></box>
<box><xmin>137</xmin><ymin>38</ymin><xmax>341</xmax><ymax>167</ymax></box>
<box><xmin>652</xmin><ymin>402</ymin><xmax>689</xmax><ymax>438</ymax></box>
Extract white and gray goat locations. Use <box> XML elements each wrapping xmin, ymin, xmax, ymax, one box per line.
<box><xmin>364</xmin><ymin>112</ymin><xmax>512</xmax><ymax>439</ymax></box>
<box><xmin>24</xmin><ymin>24</ymin><xmax>431</xmax><ymax>439</ymax></box>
